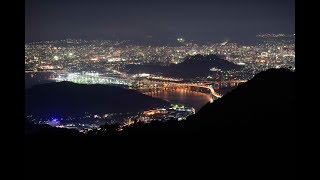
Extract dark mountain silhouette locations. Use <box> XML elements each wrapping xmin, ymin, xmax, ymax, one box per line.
<box><xmin>25</xmin><ymin>68</ymin><xmax>295</xmax><ymax>179</ymax></box>
<box><xmin>125</xmin><ymin>54</ymin><xmax>241</xmax><ymax>78</ymax></box>
<box><xmin>185</xmin><ymin>67</ymin><xmax>295</xmax><ymax>130</ymax></box>
<box><xmin>112</xmin><ymin>68</ymin><xmax>295</xmax><ymax>135</ymax></box>
<box><xmin>25</xmin><ymin>81</ymin><xmax>170</xmax><ymax>118</ymax></box>
<box><xmin>116</xmin><ymin>68</ymin><xmax>295</xmax><ymax>179</ymax></box>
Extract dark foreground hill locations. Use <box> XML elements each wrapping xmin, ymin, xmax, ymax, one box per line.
<box><xmin>125</xmin><ymin>54</ymin><xmax>241</xmax><ymax>78</ymax></box>
<box><xmin>114</xmin><ymin>68</ymin><xmax>295</xmax><ymax>135</ymax></box>
<box><xmin>25</xmin><ymin>68</ymin><xmax>295</xmax><ymax>179</ymax></box>
<box><xmin>25</xmin><ymin>81</ymin><xmax>170</xmax><ymax>118</ymax></box>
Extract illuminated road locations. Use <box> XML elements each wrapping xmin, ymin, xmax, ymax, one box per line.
<box><xmin>137</xmin><ymin>81</ymin><xmax>221</xmax><ymax>98</ymax></box>
<box><xmin>136</xmin><ymin>79</ymin><xmax>247</xmax><ymax>99</ymax></box>
<box><xmin>197</xmin><ymin>84</ymin><xmax>222</xmax><ymax>98</ymax></box>
<box><xmin>172</xmin><ymin>82</ymin><xmax>222</xmax><ymax>98</ymax></box>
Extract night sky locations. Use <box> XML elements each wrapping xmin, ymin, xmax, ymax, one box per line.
<box><xmin>25</xmin><ymin>0</ymin><xmax>295</xmax><ymax>43</ymax></box>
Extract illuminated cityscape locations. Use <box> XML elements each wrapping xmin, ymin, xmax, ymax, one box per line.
<box><xmin>25</xmin><ymin>33</ymin><xmax>294</xmax><ymax>132</ymax></box>
<box><xmin>24</xmin><ymin>0</ymin><xmax>296</xmax><ymax>177</ymax></box>
<box><xmin>25</xmin><ymin>34</ymin><xmax>295</xmax><ymax>76</ymax></box>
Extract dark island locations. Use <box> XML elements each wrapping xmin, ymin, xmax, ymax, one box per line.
<box><xmin>25</xmin><ymin>81</ymin><xmax>170</xmax><ymax>118</ymax></box>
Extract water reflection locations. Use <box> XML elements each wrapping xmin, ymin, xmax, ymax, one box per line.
<box><xmin>143</xmin><ymin>89</ymin><xmax>211</xmax><ymax>112</ymax></box>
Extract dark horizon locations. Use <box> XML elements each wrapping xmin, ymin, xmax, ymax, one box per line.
<box><xmin>25</xmin><ymin>0</ymin><xmax>295</xmax><ymax>44</ymax></box>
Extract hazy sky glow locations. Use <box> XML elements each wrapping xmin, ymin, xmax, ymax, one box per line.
<box><xmin>25</xmin><ymin>0</ymin><xmax>295</xmax><ymax>43</ymax></box>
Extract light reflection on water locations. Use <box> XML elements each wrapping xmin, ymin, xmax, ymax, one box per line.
<box><xmin>143</xmin><ymin>89</ymin><xmax>212</xmax><ymax>112</ymax></box>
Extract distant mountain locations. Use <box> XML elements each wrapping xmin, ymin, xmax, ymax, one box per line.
<box><xmin>25</xmin><ymin>81</ymin><xmax>170</xmax><ymax>118</ymax></box>
<box><xmin>125</xmin><ymin>54</ymin><xmax>241</xmax><ymax>79</ymax></box>
<box><xmin>177</xmin><ymin>54</ymin><xmax>240</xmax><ymax>70</ymax></box>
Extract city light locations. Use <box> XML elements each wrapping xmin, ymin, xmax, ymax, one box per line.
<box><xmin>177</xmin><ymin>38</ymin><xmax>185</xmax><ymax>43</ymax></box>
<box><xmin>25</xmin><ymin>33</ymin><xmax>294</xmax><ymax>132</ymax></box>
